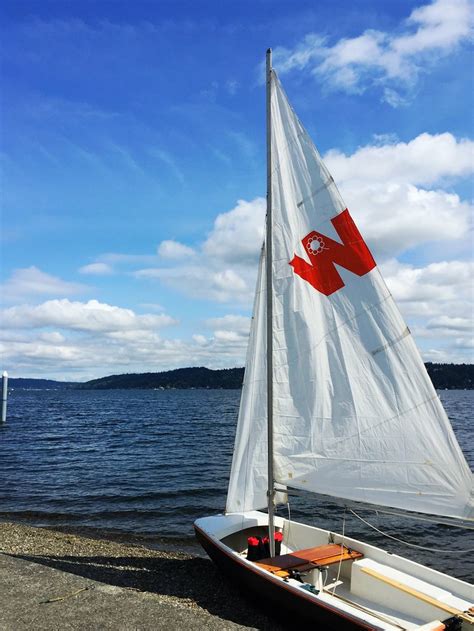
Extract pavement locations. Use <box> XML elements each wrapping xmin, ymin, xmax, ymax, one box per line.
<box><xmin>0</xmin><ymin>553</ymin><xmax>263</xmax><ymax>631</ymax></box>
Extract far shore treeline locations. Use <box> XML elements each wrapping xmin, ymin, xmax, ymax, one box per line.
<box><xmin>7</xmin><ymin>363</ymin><xmax>474</xmax><ymax>390</ymax></box>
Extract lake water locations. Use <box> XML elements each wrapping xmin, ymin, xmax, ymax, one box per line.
<box><xmin>0</xmin><ymin>388</ymin><xmax>472</xmax><ymax>581</ymax></box>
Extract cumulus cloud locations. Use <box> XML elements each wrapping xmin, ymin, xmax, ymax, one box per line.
<box><xmin>158</xmin><ymin>240</ymin><xmax>196</xmax><ymax>259</ymax></box>
<box><xmin>136</xmin><ymin>265</ymin><xmax>250</xmax><ymax>303</ymax></box>
<box><xmin>39</xmin><ymin>331</ymin><xmax>66</xmax><ymax>343</ymax></box>
<box><xmin>271</xmin><ymin>0</ymin><xmax>472</xmax><ymax>102</ymax></box>
<box><xmin>324</xmin><ymin>133</ymin><xmax>473</xmax><ymax>259</ymax></box>
<box><xmin>134</xmin><ymin>132</ymin><xmax>472</xmax><ymax>324</ymax></box>
<box><xmin>201</xmin><ymin>315</ymin><xmax>252</xmax><ymax>350</ymax></box>
<box><xmin>6</xmin><ymin>128</ymin><xmax>472</xmax><ymax>377</ymax></box>
<box><xmin>205</xmin><ymin>314</ymin><xmax>251</xmax><ymax>333</ymax></box>
<box><xmin>0</xmin><ymin>299</ymin><xmax>187</xmax><ymax>380</ymax></box>
<box><xmin>426</xmin><ymin>316</ymin><xmax>472</xmax><ymax>332</ymax></box>
<box><xmin>383</xmin><ymin>258</ymin><xmax>472</xmax><ymax>305</ymax></box>
<box><xmin>203</xmin><ymin>198</ymin><xmax>266</xmax><ymax>264</ymax></box>
<box><xmin>1</xmin><ymin>299</ymin><xmax>177</xmax><ymax>332</ymax></box>
<box><xmin>325</xmin><ymin>133</ymin><xmax>474</xmax><ymax>187</ymax></box>
<box><xmin>380</xmin><ymin>258</ymin><xmax>474</xmax><ymax>361</ymax></box>
<box><xmin>79</xmin><ymin>262</ymin><xmax>114</xmax><ymax>275</ymax></box>
<box><xmin>1</xmin><ymin>267</ymin><xmax>87</xmax><ymax>302</ymax></box>
<box><xmin>136</xmin><ymin>197</ymin><xmax>266</xmax><ymax>303</ymax></box>
<box><xmin>0</xmin><ymin>311</ymin><xmax>249</xmax><ymax>381</ymax></box>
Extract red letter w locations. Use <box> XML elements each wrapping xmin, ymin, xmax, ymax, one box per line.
<box><xmin>289</xmin><ymin>209</ymin><xmax>376</xmax><ymax>296</ymax></box>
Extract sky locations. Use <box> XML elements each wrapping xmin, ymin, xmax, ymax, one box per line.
<box><xmin>1</xmin><ymin>0</ymin><xmax>473</xmax><ymax>381</ymax></box>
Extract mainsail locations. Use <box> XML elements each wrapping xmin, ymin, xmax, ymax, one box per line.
<box><xmin>226</xmin><ymin>71</ymin><xmax>473</xmax><ymax>521</ymax></box>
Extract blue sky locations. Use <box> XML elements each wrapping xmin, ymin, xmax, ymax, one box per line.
<box><xmin>1</xmin><ymin>0</ymin><xmax>473</xmax><ymax>380</ymax></box>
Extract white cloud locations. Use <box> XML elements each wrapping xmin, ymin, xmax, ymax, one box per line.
<box><xmin>381</xmin><ymin>258</ymin><xmax>473</xmax><ymax>361</ymax></box>
<box><xmin>79</xmin><ymin>262</ymin><xmax>114</xmax><ymax>275</ymax></box>
<box><xmin>1</xmin><ymin>299</ymin><xmax>177</xmax><ymax>332</ymax></box>
<box><xmin>1</xmin><ymin>267</ymin><xmax>87</xmax><ymax>303</ymax></box>
<box><xmin>136</xmin><ymin>198</ymin><xmax>266</xmax><ymax>304</ymax></box>
<box><xmin>158</xmin><ymin>240</ymin><xmax>196</xmax><ymax>259</ymax></box>
<box><xmin>383</xmin><ymin>258</ymin><xmax>473</xmax><ymax>305</ymax></box>
<box><xmin>426</xmin><ymin>316</ymin><xmax>472</xmax><ymax>331</ymax></box>
<box><xmin>325</xmin><ymin>133</ymin><xmax>474</xmax><ymax>187</ymax></box>
<box><xmin>6</xmin><ymin>128</ymin><xmax>471</xmax><ymax>377</ymax></box>
<box><xmin>213</xmin><ymin>330</ymin><xmax>244</xmax><ymax>343</ymax></box>
<box><xmin>136</xmin><ymin>265</ymin><xmax>250</xmax><ymax>303</ymax></box>
<box><xmin>272</xmin><ymin>0</ymin><xmax>472</xmax><ymax>101</ymax></box>
<box><xmin>1</xmin><ymin>318</ymin><xmax>248</xmax><ymax>381</ymax></box>
<box><xmin>324</xmin><ymin>133</ymin><xmax>473</xmax><ymax>259</ymax></box>
<box><xmin>39</xmin><ymin>331</ymin><xmax>66</xmax><ymax>343</ymax></box>
<box><xmin>192</xmin><ymin>334</ymin><xmax>208</xmax><ymax>346</ymax></box>
<box><xmin>205</xmin><ymin>314</ymin><xmax>251</xmax><ymax>333</ymax></box>
<box><xmin>203</xmin><ymin>198</ymin><xmax>266</xmax><ymax>264</ymax></box>
<box><xmin>394</xmin><ymin>0</ymin><xmax>472</xmax><ymax>55</ymax></box>
<box><xmin>134</xmin><ymin>132</ymin><xmax>472</xmax><ymax>307</ymax></box>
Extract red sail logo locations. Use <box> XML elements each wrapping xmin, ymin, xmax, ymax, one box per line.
<box><xmin>289</xmin><ymin>209</ymin><xmax>376</xmax><ymax>296</ymax></box>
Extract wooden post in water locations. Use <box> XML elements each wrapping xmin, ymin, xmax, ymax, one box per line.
<box><xmin>1</xmin><ymin>371</ymin><xmax>8</xmax><ymax>424</ymax></box>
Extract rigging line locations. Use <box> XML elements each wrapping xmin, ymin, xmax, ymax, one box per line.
<box><xmin>286</xmin><ymin>501</ymin><xmax>293</xmax><ymax>551</ymax></box>
<box><xmin>349</xmin><ymin>509</ymin><xmax>474</xmax><ymax>554</ymax></box>
<box><xmin>281</xmin><ymin>487</ymin><xmax>474</xmax><ymax>530</ymax></box>
<box><xmin>334</xmin><ymin>507</ymin><xmax>346</xmax><ymax>591</ymax></box>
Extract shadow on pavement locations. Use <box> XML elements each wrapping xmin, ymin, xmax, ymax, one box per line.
<box><xmin>9</xmin><ymin>552</ymin><xmax>291</xmax><ymax>630</ymax></box>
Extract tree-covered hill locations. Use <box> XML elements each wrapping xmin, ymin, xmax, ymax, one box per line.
<box><xmin>76</xmin><ymin>366</ymin><xmax>245</xmax><ymax>390</ymax></box>
<box><xmin>8</xmin><ymin>378</ymin><xmax>76</xmax><ymax>389</ymax></box>
<box><xmin>7</xmin><ymin>364</ymin><xmax>473</xmax><ymax>390</ymax></box>
<box><xmin>425</xmin><ymin>363</ymin><xmax>473</xmax><ymax>390</ymax></box>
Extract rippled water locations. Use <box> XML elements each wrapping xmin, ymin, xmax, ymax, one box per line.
<box><xmin>0</xmin><ymin>388</ymin><xmax>472</xmax><ymax>581</ymax></box>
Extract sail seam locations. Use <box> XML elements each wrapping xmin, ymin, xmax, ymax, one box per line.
<box><xmin>270</xmin><ymin>130</ymin><xmax>307</xmax><ymax>177</ymax></box>
<box><xmin>271</xmin><ymin>453</ymin><xmax>448</xmax><ymax>466</ymax></box>
<box><xmin>273</xmin><ymin>393</ymin><xmax>442</xmax><ymax>454</ymax></box>
<box><xmin>297</xmin><ymin>176</ymin><xmax>335</xmax><ymax>209</ymax></box>
<box><xmin>272</xmin><ymin>290</ymin><xmax>393</xmax><ymax>360</ymax></box>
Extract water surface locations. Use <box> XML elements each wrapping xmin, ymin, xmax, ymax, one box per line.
<box><xmin>0</xmin><ymin>388</ymin><xmax>472</xmax><ymax>581</ymax></box>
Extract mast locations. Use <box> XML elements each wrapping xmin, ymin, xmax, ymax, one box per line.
<box><xmin>265</xmin><ymin>48</ymin><xmax>276</xmax><ymax>557</ymax></box>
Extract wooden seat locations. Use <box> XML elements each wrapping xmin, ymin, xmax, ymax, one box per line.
<box><xmin>255</xmin><ymin>544</ymin><xmax>363</xmax><ymax>578</ymax></box>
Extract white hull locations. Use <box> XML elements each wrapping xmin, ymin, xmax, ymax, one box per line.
<box><xmin>195</xmin><ymin>511</ymin><xmax>473</xmax><ymax>631</ymax></box>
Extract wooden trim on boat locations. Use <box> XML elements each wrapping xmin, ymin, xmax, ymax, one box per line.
<box><xmin>360</xmin><ymin>566</ymin><xmax>474</xmax><ymax>624</ymax></box>
<box><xmin>194</xmin><ymin>523</ymin><xmax>378</xmax><ymax>630</ymax></box>
<box><xmin>255</xmin><ymin>543</ymin><xmax>363</xmax><ymax>577</ymax></box>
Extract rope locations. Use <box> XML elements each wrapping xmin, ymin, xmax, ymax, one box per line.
<box><xmin>334</xmin><ymin>507</ymin><xmax>346</xmax><ymax>591</ymax></box>
<box><xmin>349</xmin><ymin>509</ymin><xmax>474</xmax><ymax>554</ymax></box>
<box><xmin>286</xmin><ymin>501</ymin><xmax>292</xmax><ymax>550</ymax></box>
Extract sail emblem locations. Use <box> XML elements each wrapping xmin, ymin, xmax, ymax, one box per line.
<box><xmin>290</xmin><ymin>208</ymin><xmax>376</xmax><ymax>296</ymax></box>
<box><xmin>306</xmin><ymin>235</ymin><xmax>328</xmax><ymax>255</ymax></box>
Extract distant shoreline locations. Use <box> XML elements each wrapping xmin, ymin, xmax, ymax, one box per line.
<box><xmin>7</xmin><ymin>363</ymin><xmax>474</xmax><ymax>391</ymax></box>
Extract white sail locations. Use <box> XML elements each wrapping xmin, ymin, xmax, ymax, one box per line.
<box><xmin>227</xmin><ymin>246</ymin><xmax>288</xmax><ymax>513</ymax></box>
<box><xmin>227</xmin><ymin>71</ymin><xmax>473</xmax><ymax>521</ymax></box>
<box><xmin>226</xmin><ymin>246</ymin><xmax>268</xmax><ymax>513</ymax></box>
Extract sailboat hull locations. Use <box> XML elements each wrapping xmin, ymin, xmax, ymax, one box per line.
<box><xmin>194</xmin><ymin>511</ymin><xmax>473</xmax><ymax>631</ymax></box>
<box><xmin>195</xmin><ymin>522</ymin><xmax>370</xmax><ymax>630</ymax></box>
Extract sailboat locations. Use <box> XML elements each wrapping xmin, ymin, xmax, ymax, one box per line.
<box><xmin>194</xmin><ymin>50</ymin><xmax>473</xmax><ymax>630</ymax></box>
